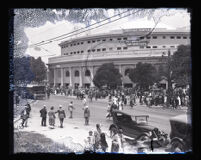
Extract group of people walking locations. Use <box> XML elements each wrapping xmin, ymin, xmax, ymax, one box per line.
<box><xmin>39</xmin><ymin>102</ymin><xmax>75</xmax><ymax>128</ymax></box>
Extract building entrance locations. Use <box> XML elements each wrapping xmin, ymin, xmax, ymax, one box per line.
<box><xmin>84</xmin><ymin>83</ymin><xmax>90</xmax><ymax>88</ymax></box>
<box><xmin>124</xmin><ymin>83</ymin><xmax>133</xmax><ymax>88</ymax></box>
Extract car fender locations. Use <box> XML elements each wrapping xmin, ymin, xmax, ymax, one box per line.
<box><xmin>136</xmin><ymin>132</ymin><xmax>151</xmax><ymax>140</ymax></box>
<box><xmin>171</xmin><ymin>137</ymin><xmax>185</xmax><ymax>145</ymax></box>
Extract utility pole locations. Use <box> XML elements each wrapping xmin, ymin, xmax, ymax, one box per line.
<box><xmin>166</xmin><ymin>49</ymin><xmax>172</xmax><ymax>108</ymax></box>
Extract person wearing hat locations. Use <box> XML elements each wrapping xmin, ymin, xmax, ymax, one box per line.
<box><xmin>26</xmin><ymin>103</ymin><xmax>31</xmax><ymax>118</ymax></box>
<box><xmin>111</xmin><ymin>129</ymin><xmax>120</xmax><ymax>153</ymax></box>
<box><xmin>84</xmin><ymin>130</ymin><xmax>94</xmax><ymax>152</ymax></box>
<box><xmin>68</xmin><ymin>101</ymin><xmax>74</xmax><ymax>118</ymax></box>
<box><xmin>84</xmin><ymin>105</ymin><xmax>90</xmax><ymax>125</ymax></box>
<box><xmin>40</xmin><ymin>105</ymin><xmax>47</xmax><ymax>126</ymax></box>
<box><xmin>55</xmin><ymin>105</ymin><xmax>66</xmax><ymax>128</ymax></box>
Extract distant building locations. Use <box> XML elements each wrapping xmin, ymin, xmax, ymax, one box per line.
<box><xmin>47</xmin><ymin>28</ymin><xmax>190</xmax><ymax>89</ymax></box>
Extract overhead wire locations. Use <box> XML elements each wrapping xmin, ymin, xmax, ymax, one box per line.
<box><xmin>15</xmin><ymin>9</ymin><xmax>142</xmax><ymax>50</ymax></box>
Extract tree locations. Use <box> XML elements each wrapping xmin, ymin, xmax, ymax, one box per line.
<box><xmin>14</xmin><ymin>56</ymin><xmax>34</xmax><ymax>84</ymax></box>
<box><xmin>30</xmin><ymin>57</ymin><xmax>47</xmax><ymax>83</ymax></box>
<box><xmin>128</xmin><ymin>62</ymin><xmax>158</xmax><ymax>91</ymax></box>
<box><xmin>93</xmin><ymin>63</ymin><xmax>122</xmax><ymax>89</ymax></box>
<box><xmin>14</xmin><ymin>56</ymin><xmax>47</xmax><ymax>84</ymax></box>
<box><xmin>170</xmin><ymin>45</ymin><xmax>191</xmax><ymax>87</ymax></box>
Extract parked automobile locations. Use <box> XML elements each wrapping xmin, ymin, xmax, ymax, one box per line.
<box><xmin>169</xmin><ymin>114</ymin><xmax>192</xmax><ymax>152</ymax></box>
<box><xmin>109</xmin><ymin>110</ymin><xmax>156</xmax><ymax>141</ymax></box>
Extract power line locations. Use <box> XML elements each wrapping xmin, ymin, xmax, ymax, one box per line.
<box><xmin>34</xmin><ymin>9</ymin><xmax>143</xmax><ymax>47</ymax></box>
<box><xmin>15</xmin><ymin>9</ymin><xmax>140</xmax><ymax>50</ymax></box>
<box><xmin>30</xmin><ymin>9</ymin><xmax>132</xmax><ymax>46</ymax></box>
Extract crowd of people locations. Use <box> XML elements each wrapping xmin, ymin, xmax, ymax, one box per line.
<box><xmin>46</xmin><ymin>85</ymin><xmax>190</xmax><ymax>110</ymax></box>
<box><xmin>84</xmin><ymin>124</ymin><xmax>126</xmax><ymax>153</ymax></box>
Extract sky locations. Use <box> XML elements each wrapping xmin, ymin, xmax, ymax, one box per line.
<box><xmin>24</xmin><ymin>8</ymin><xmax>190</xmax><ymax>64</ymax></box>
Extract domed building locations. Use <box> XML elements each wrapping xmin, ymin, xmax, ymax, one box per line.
<box><xmin>47</xmin><ymin>28</ymin><xmax>190</xmax><ymax>89</ymax></box>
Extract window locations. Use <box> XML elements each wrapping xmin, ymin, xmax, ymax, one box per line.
<box><xmin>88</xmin><ymin>41</ymin><xmax>91</xmax><ymax>43</ymax></box>
<box><xmin>77</xmin><ymin>43</ymin><xmax>80</xmax><ymax>45</ymax></box>
<box><xmin>88</xmin><ymin>50</ymin><xmax>91</xmax><ymax>52</ymax></box>
<box><xmin>170</xmin><ymin>36</ymin><xmax>175</xmax><ymax>39</ymax></box>
<box><xmin>66</xmin><ymin>71</ymin><xmax>70</xmax><ymax>77</ymax></box>
<box><xmin>163</xmin><ymin>46</ymin><xmax>166</xmax><ymax>48</ymax></box>
<box><xmin>123</xmin><ymin>37</ymin><xmax>127</xmax><ymax>40</ymax></box>
<box><xmin>117</xmin><ymin>47</ymin><xmax>121</xmax><ymax>50</ymax></box>
<box><xmin>71</xmin><ymin>44</ymin><xmax>73</xmax><ymax>46</ymax></box>
<box><xmin>92</xmin><ymin>49</ymin><xmax>95</xmax><ymax>52</ymax></box>
<box><xmin>77</xmin><ymin>51</ymin><xmax>80</xmax><ymax>53</ymax></box>
<box><xmin>74</xmin><ymin>52</ymin><xmax>76</xmax><ymax>54</ymax></box>
<box><xmin>97</xmin><ymin>49</ymin><xmax>101</xmax><ymax>52</ymax></box>
<box><xmin>146</xmin><ymin>46</ymin><xmax>151</xmax><ymax>48</ymax></box>
<box><xmin>109</xmin><ymin>48</ymin><xmax>113</xmax><ymax>51</ymax></box>
<box><xmin>110</xmin><ymin>38</ymin><xmax>113</xmax><ymax>41</ymax></box>
<box><xmin>123</xmin><ymin>47</ymin><xmax>127</xmax><ymax>50</ymax></box>
<box><xmin>152</xmin><ymin>46</ymin><xmax>157</xmax><ymax>48</ymax></box>
<box><xmin>97</xmin><ymin>39</ymin><xmax>100</xmax><ymax>42</ymax></box>
<box><xmin>85</xmin><ymin>70</ymin><xmax>91</xmax><ymax>77</ymax></box>
<box><xmin>183</xmin><ymin>36</ymin><xmax>187</xmax><ymax>39</ymax></box>
<box><xmin>176</xmin><ymin>36</ymin><xmax>181</xmax><ymax>39</ymax></box>
<box><xmin>92</xmin><ymin>40</ymin><xmax>95</xmax><ymax>43</ymax></box>
<box><xmin>74</xmin><ymin>70</ymin><xmax>79</xmax><ymax>77</ymax></box>
<box><xmin>81</xmin><ymin>42</ymin><xmax>84</xmax><ymax>44</ymax></box>
<box><xmin>70</xmin><ymin>52</ymin><xmax>73</xmax><ymax>54</ymax></box>
<box><xmin>146</xmin><ymin>36</ymin><xmax>151</xmax><ymax>39</ymax></box>
<box><xmin>170</xmin><ymin>46</ymin><xmax>175</xmax><ymax>48</ymax></box>
<box><xmin>102</xmin><ymin>48</ymin><xmax>106</xmax><ymax>51</ymax></box>
<box><xmin>163</xmin><ymin>36</ymin><xmax>166</xmax><ymax>39</ymax></box>
<box><xmin>117</xmin><ymin>38</ymin><xmax>121</xmax><ymax>40</ymax></box>
<box><xmin>102</xmin><ymin>39</ymin><xmax>106</xmax><ymax>42</ymax></box>
<box><xmin>152</xmin><ymin>36</ymin><xmax>157</xmax><ymax>39</ymax></box>
<box><xmin>81</xmin><ymin>51</ymin><xmax>84</xmax><ymax>53</ymax></box>
<box><xmin>140</xmin><ymin>37</ymin><xmax>144</xmax><ymax>39</ymax></box>
<box><xmin>74</xmin><ymin>44</ymin><xmax>76</xmax><ymax>46</ymax></box>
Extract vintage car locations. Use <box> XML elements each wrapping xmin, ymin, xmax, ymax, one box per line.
<box><xmin>109</xmin><ymin>110</ymin><xmax>157</xmax><ymax>141</ymax></box>
<box><xmin>169</xmin><ymin>114</ymin><xmax>192</xmax><ymax>152</ymax></box>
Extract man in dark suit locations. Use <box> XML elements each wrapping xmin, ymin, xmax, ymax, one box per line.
<box><xmin>40</xmin><ymin>105</ymin><xmax>47</xmax><ymax>126</ymax></box>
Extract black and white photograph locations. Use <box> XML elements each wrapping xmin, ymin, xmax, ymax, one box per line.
<box><xmin>10</xmin><ymin>8</ymin><xmax>192</xmax><ymax>154</ymax></box>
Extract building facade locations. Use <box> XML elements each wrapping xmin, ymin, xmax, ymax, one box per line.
<box><xmin>47</xmin><ymin>28</ymin><xmax>190</xmax><ymax>88</ymax></box>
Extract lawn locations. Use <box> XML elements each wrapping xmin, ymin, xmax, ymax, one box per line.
<box><xmin>14</xmin><ymin>131</ymin><xmax>73</xmax><ymax>153</ymax></box>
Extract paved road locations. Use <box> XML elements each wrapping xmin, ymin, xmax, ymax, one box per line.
<box><xmin>31</xmin><ymin>95</ymin><xmax>188</xmax><ymax>135</ymax></box>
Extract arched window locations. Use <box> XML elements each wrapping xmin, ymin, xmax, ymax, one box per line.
<box><xmin>85</xmin><ymin>70</ymin><xmax>91</xmax><ymax>77</ymax></box>
<box><xmin>74</xmin><ymin>70</ymin><xmax>79</xmax><ymax>77</ymax></box>
<box><xmin>125</xmin><ymin>68</ymin><xmax>130</xmax><ymax>76</ymax></box>
<box><xmin>66</xmin><ymin>71</ymin><xmax>70</xmax><ymax>77</ymax></box>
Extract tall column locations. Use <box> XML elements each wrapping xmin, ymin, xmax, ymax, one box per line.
<box><xmin>69</xmin><ymin>67</ymin><xmax>72</xmax><ymax>87</ymax></box>
<box><xmin>119</xmin><ymin>65</ymin><xmax>123</xmax><ymax>87</ymax></box>
<box><xmin>79</xmin><ymin>66</ymin><xmax>83</xmax><ymax>88</ymax></box>
<box><xmin>60</xmin><ymin>67</ymin><xmax>64</xmax><ymax>87</ymax></box>
<box><xmin>90</xmin><ymin>66</ymin><xmax>95</xmax><ymax>87</ymax></box>
<box><xmin>119</xmin><ymin>65</ymin><xmax>122</xmax><ymax>74</ymax></box>
<box><xmin>46</xmin><ymin>68</ymin><xmax>49</xmax><ymax>85</ymax></box>
<box><xmin>53</xmin><ymin>68</ymin><xmax>56</xmax><ymax>87</ymax></box>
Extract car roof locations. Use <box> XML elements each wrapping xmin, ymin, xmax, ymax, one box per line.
<box><xmin>113</xmin><ymin>110</ymin><xmax>149</xmax><ymax>118</ymax></box>
<box><xmin>170</xmin><ymin>114</ymin><xmax>192</xmax><ymax>125</ymax></box>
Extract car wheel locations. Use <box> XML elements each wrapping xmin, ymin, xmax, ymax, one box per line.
<box><xmin>171</xmin><ymin>140</ymin><xmax>185</xmax><ymax>152</ymax></box>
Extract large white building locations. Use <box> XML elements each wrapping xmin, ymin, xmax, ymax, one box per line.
<box><xmin>47</xmin><ymin>28</ymin><xmax>190</xmax><ymax>88</ymax></box>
